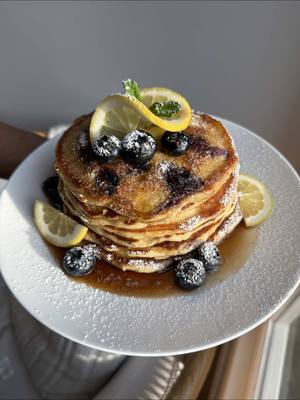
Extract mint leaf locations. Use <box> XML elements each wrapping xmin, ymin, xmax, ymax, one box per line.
<box><xmin>122</xmin><ymin>79</ymin><xmax>142</xmax><ymax>101</ymax></box>
<box><xmin>149</xmin><ymin>101</ymin><xmax>182</xmax><ymax>118</ymax></box>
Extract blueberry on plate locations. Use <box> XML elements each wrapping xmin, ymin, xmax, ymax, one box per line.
<box><xmin>63</xmin><ymin>245</ymin><xmax>99</xmax><ymax>277</ymax></box>
<box><xmin>175</xmin><ymin>258</ymin><xmax>206</xmax><ymax>290</ymax></box>
<box><xmin>121</xmin><ymin>130</ymin><xmax>156</xmax><ymax>164</ymax></box>
<box><xmin>197</xmin><ymin>241</ymin><xmax>220</xmax><ymax>272</ymax></box>
<box><xmin>161</xmin><ymin>131</ymin><xmax>189</xmax><ymax>156</ymax></box>
<box><xmin>42</xmin><ymin>176</ymin><xmax>63</xmax><ymax>211</ymax></box>
<box><xmin>92</xmin><ymin>135</ymin><xmax>121</xmax><ymax>162</ymax></box>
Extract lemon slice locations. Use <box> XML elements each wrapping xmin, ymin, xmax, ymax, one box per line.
<box><xmin>140</xmin><ymin>87</ymin><xmax>192</xmax><ymax>131</ymax></box>
<box><xmin>238</xmin><ymin>173</ymin><xmax>273</xmax><ymax>227</ymax></box>
<box><xmin>34</xmin><ymin>200</ymin><xmax>88</xmax><ymax>247</ymax></box>
<box><xmin>89</xmin><ymin>87</ymin><xmax>192</xmax><ymax>144</ymax></box>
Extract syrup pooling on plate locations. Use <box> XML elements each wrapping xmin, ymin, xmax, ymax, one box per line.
<box><xmin>49</xmin><ymin>224</ymin><xmax>259</xmax><ymax>297</ymax></box>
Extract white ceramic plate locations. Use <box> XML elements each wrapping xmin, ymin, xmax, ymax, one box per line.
<box><xmin>0</xmin><ymin>118</ymin><xmax>299</xmax><ymax>356</ymax></box>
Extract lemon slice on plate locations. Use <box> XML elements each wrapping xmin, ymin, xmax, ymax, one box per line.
<box><xmin>89</xmin><ymin>87</ymin><xmax>192</xmax><ymax>144</ymax></box>
<box><xmin>34</xmin><ymin>200</ymin><xmax>88</xmax><ymax>247</ymax></box>
<box><xmin>238</xmin><ymin>173</ymin><xmax>273</xmax><ymax>227</ymax></box>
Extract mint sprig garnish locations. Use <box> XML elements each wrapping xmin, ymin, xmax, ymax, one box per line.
<box><xmin>149</xmin><ymin>101</ymin><xmax>182</xmax><ymax>118</ymax></box>
<box><xmin>122</xmin><ymin>79</ymin><xmax>142</xmax><ymax>101</ymax></box>
<box><xmin>122</xmin><ymin>79</ymin><xmax>182</xmax><ymax>118</ymax></box>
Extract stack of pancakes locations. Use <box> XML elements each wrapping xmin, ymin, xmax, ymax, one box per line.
<box><xmin>55</xmin><ymin>113</ymin><xmax>241</xmax><ymax>273</ymax></box>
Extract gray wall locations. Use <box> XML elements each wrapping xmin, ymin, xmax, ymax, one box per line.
<box><xmin>1</xmin><ymin>1</ymin><xmax>300</xmax><ymax>170</ymax></box>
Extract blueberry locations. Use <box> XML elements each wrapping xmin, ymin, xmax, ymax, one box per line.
<box><xmin>175</xmin><ymin>258</ymin><xmax>206</xmax><ymax>290</ymax></box>
<box><xmin>196</xmin><ymin>242</ymin><xmax>220</xmax><ymax>272</ymax></box>
<box><xmin>63</xmin><ymin>245</ymin><xmax>99</xmax><ymax>277</ymax></box>
<box><xmin>42</xmin><ymin>176</ymin><xmax>63</xmax><ymax>211</ymax></box>
<box><xmin>161</xmin><ymin>131</ymin><xmax>189</xmax><ymax>156</ymax></box>
<box><xmin>121</xmin><ymin>130</ymin><xmax>156</xmax><ymax>164</ymax></box>
<box><xmin>92</xmin><ymin>135</ymin><xmax>121</xmax><ymax>162</ymax></box>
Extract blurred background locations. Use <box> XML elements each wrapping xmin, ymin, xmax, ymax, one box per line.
<box><xmin>0</xmin><ymin>0</ymin><xmax>300</xmax><ymax>171</ymax></box>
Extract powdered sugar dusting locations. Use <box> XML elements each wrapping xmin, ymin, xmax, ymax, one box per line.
<box><xmin>213</xmin><ymin>205</ymin><xmax>242</xmax><ymax>244</ymax></box>
<box><xmin>92</xmin><ymin>135</ymin><xmax>121</xmax><ymax>159</ymax></box>
<box><xmin>220</xmin><ymin>181</ymin><xmax>237</xmax><ymax>207</ymax></box>
<box><xmin>127</xmin><ymin>249</ymin><xmax>148</xmax><ymax>256</ymax></box>
<box><xmin>78</xmin><ymin>131</ymin><xmax>89</xmax><ymax>148</ymax></box>
<box><xmin>122</xmin><ymin>130</ymin><xmax>156</xmax><ymax>153</ymax></box>
<box><xmin>178</xmin><ymin>215</ymin><xmax>203</xmax><ymax>232</ymax></box>
<box><xmin>124</xmin><ymin>257</ymin><xmax>172</xmax><ymax>272</ymax></box>
<box><xmin>232</xmin><ymin>165</ymin><xmax>240</xmax><ymax>178</ymax></box>
<box><xmin>159</xmin><ymin>161</ymin><xmax>172</xmax><ymax>174</ymax></box>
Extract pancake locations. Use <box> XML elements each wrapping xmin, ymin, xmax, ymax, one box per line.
<box><xmin>83</xmin><ymin>198</ymin><xmax>239</xmax><ymax>259</ymax></box>
<box><xmin>58</xmin><ymin>170</ymin><xmax>238</xmax><ymax>246</ymax></box>
<box><xmin>58</xmin><ymin>168</ymin><xmax>238</xmax><ymax>234</ymax></box>
<box><xmin>55</xmin><ymin>112</ymin><xmax>241</xmax><ymax>273</ymax></box>
<box><xmin>82</xmin><ymin>205</ymin><xmax>242</xmax><ymax>273</ymax></box>
<box><xmin>55</xmin><ymin>113</ymin><xmax>239</xmax><ymax>220</ymax></box>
